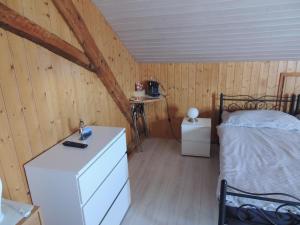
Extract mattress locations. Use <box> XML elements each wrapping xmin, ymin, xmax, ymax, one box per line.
<box><xmin>217</xmin><ymin>125</ymin><xmax>300</xmax><ymax>211</ymax></box>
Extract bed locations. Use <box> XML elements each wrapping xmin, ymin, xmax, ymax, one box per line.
<box><xmin>217</xmin><ymin>93</ymin><xmax>300</xmax><ymax>225</ymax></box>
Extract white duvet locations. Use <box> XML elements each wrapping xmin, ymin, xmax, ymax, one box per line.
<box><xmin>217</xmin><ymin>124</ymin><xmax>300</xmax><ymax>211</ymax></box>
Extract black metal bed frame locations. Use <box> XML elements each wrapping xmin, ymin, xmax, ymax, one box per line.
<box><xmin>218</xmin><ymin>93</ymin><xmax>300</xmax><ymax>225</ymax></box>
<box><xmin>218</xmin><ymin>93</ymin><xmax>298</xmax><ymax>124</ymax></box>
<box><xmin>218</xmin><ymin>180</ymin><xmax>300</xmax><ymax>225</ymax></box>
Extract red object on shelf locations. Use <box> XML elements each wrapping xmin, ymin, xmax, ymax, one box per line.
<box><xmin>135</xmin><ymin>81</ymin><xmax>144</xmax><ymax>91</ymax></box>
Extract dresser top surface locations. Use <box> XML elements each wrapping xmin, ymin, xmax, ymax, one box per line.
<box><xmin>25</xmin><ymin>126</ymin><xmax>125</xmax><ymax>173</ymax></box>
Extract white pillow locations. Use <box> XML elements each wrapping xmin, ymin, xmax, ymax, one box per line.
<box><xmin>221</xmin><ymin>111</ymin><xmax>230</xmax><ymax>122</ymax></box>
<box><xmin>221</xmin><ymin>110</ymin><xmax>300</xmax><ymax>131</ymax></box>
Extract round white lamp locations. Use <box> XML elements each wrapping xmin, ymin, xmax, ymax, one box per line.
<box><xmin>0</xmin><ymin>178</ymin><xmax>3</xmax><ymax>222</ymax></box>
<box><xmin>187</xmin><ymin>107</ymin><xmax>199</xmax><ymax>122</ymax></box>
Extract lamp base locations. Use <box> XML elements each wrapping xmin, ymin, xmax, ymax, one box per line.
<box><xmin>188</xmin><ymin>118</ymin><xmax>198</xmax><ymax>123</ymax></box>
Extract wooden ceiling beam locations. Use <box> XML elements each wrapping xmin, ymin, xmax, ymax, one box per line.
<box><xmin>0</xmin><ymin>2</ymin><xmax>96</xmax><ymax>73</ymax></box>
<box><xmin>0</xmin><ymin>1</ymin><xmax>133</xmax><ymax>126</ymax></box>
<box><xmin>52</xmin><ymin>0</ymin><xmax>133</xmax><ymax>126</ymax></box>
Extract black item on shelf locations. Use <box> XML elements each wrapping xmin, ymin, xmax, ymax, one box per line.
<box><xmin>146</xmin><ymin>80</ymin><xmax>160</xmax><ymax>97</ymax></box>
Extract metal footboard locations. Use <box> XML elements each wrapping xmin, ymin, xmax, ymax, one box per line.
<box><xmin>218</xmin><ymin>180</ymin><xmax>300</xmax><ymax>225</ymax></box>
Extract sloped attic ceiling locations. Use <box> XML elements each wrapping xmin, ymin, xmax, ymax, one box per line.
<box><xmin>93</xmin><ymin>0</ymin><xmax>300</xmax><ymax>62</ymax></box>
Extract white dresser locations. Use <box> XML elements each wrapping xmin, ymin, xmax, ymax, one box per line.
<box><xmin>25</xmin><ymin>126</ymin><xmax>130</xmax><ymax>225</ymax></box>
<box><xmin>181</xmin><ymin>118</ymin><xmax>211</xmax><ymax>157</ymax></box>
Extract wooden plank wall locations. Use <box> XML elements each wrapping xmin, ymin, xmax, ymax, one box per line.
<box><xmin>0</xmin><ymin>0</ymin><xmax>139</xmax><ymax>202</ymax></box>
<box><xmin>139</xmin><ymin>61</ymin><xmax>300</xmax><ymax>139</ymax></box>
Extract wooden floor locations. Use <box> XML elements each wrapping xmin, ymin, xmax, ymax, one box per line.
<box><xmin>122</xmin><ymin>138</ymin><xmax>219</xmax><ymax>225</ymax></box>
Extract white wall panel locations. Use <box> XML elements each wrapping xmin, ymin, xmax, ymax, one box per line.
<box><xmin>94</xmin><ymin>0</ymin><xmax>300</xmax><ymax>62</ymax></box>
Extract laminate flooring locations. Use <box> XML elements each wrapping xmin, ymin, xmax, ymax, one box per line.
<box><xmin>121</xmin><ymin>138</ymin><xmax>219</xmax><ymax>225</ymax></box>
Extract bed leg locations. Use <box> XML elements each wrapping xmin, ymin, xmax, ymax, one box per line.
<box><xmin>218</xmin><ymin>179</ymin><xmax>227</xmax><ymax>225</ymax></box>
<box><xmin>290</xmin><ymin>94</ymin><xmax>296</xmax><ymax>115</ymax></box>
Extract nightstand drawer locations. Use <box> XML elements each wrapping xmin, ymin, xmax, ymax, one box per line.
<box><xmin>182</xmin><ymin>126</ymin><xmax>211</xmax><ymax>142</ymax></box>
<box><xmin>78</xmin><ymin>133</ymin><xmax>126</xmax><ymax>204</ymax></box>
<box><xmin>83</xmin><ymin>155</ymin><xmax>129</xmax><ymax>225</ymax></box>
<box><xmin>182</xmin><ymin>140</ymin><xmax>210</xmax><ymax>157</ymax></box>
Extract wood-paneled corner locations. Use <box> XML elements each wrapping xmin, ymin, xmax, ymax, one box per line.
<box><xmin>138</xmin><ymin>61</ymin><xmax>300</xmax><ymax>140</ymax></box>
<box><xmin>0</xmin><ymin>0</ymin><xmax>138</xmax><ymax>202</ymax></box>
<box><xmin>277</xmin><ymin>72</ymin><xmax>300</xmax><ymax>100</ymax></box>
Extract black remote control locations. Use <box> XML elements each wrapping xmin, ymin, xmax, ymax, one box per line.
<box><xmin>63</xmin><ymin>141</ymin><xmax>88</xmax><ymax>149</ymax></box>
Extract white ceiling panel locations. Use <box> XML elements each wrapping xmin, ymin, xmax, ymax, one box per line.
<box><xmin>93</xmin><ymin>0</ymin><xmax>300</xmax><ymax>62</ymax></box>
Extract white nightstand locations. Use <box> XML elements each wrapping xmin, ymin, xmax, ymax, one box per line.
<box><xmin>181</xmin><ymin>117</ymin><xmax>211</xmax><ymax>157</ymax></box>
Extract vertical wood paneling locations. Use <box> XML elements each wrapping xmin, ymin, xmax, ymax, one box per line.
<box><xmin>232</xmin><ymin>63</ymin><xmax>243</xmax><ymax>95</ymax></box>
<box><xmin>195</xmin><ymin>64</ymin><xmax>203</xmax><ymax>111</ymax></box>
<box><xmin>173</xmin><ymin>64</ymin><xmax>182</xmax><ymax>135</ymax></box>
<box><xmin>266</xmin><ymin>61</ymin><xmax>280</xmax><ymax>95</ymax></box>
<box><xmin>203</xmin><ymin>64</ymin><xmax>212</xmax><ymax>115</ymax></box>
<box><xmin>188</xmin><ymin>64</ymin><xmax>196</xmax><ymax>108</ymax></box>
<box><xmin>167</xmin><ymin>63</ymin><xmax>175</xmax><ymax>135</ymax></box>
<box><xmin>217</xmin><ymin>63</ymin><xmax>227</xmax><ymax>97</ymax></box>
<box><xmin>0</xmin><ymin>165</ymin><xmax>10</xmax><ymax>199</ymax></box>
<box><xmin>241</xmin><ymin>62</ymin><xmax>253</xmax><ymax>95</ymax></box>
<box><xmin>225</xmin><ymin>63</ymin><xmax>235</xmax><ymax>95</ymax></box>
<box><xmin>257</xmin><ymin>62</ymin><xmax>270</xmax><ymax>96</ymax></box>
<box><xmin>249</xmin><ymin>62</ymin><xmax>261</xmax><ymax>95</ymax></box>
<box><xmin>181</xmin><ymin>64</ymin><xmax>189</xmax><ymax>117</ymax></box>
<box><xmin>159</xmin><ymin>64</ymin><xmax>169</xmax><ymax>136</ymax></box>
<box><xmin>139</xmin><ymin>61</ymin><xmax>300</xmax><ymax>138</ymax></box>
<box><xmin>0</xmin><ymin>31</ymin><xmax>32</xmax><ymax>201</ymax></box>
<box><xmin>6</xmin><ymin>32</ymin><xmax>44</xmax><ymax>158</ymax></box>
<box><xmin>0</xmin><ymin>0</ymin><xmax>139</xmax><ymax>202</ymax></box>
<box><xmin>0</xmin><ymin>86</ymin><xmax>28</xmax><ymax>202</ymax></box>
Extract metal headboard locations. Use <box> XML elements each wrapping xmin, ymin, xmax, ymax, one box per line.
<box><xmin>296</xmin><ymin>94</ymin><xmax>300</xmax><ymax>115</ymax></box>
<box><xmin>218</xmin><ymin>93</ymin><xmax>299</xmax><ymax>124</ymax></box>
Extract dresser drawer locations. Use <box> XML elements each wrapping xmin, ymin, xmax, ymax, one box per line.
<box><xmin>83</xmin><ymin>155</ymin><xmax>129</xmax><ymax>225</ymax></box>
<box><xmin>100</xmin><ymin>181</ymin><xmax>131</xmax><ymax>225</ymax></box>
<box><xmin>78</xmin><ymin>133</ymin><xmax>126</xmax><ymax>204</ymax></box>
<box><xmin>181</xmin><ymin>126</ymin><xmax>211</xmax><ymax>142</ymax></box>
